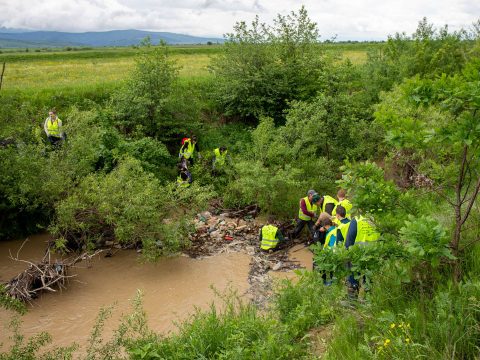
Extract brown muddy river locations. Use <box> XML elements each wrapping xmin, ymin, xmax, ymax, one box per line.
<box><xmin>0</xmin><ymin>234</ymin><xmax>253</xmax><ymax>350</ymax></box>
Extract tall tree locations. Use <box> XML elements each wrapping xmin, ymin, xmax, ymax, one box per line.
<box><xmin>210</xmin><ymin>6</ymin><xmax>324</xmax><ymax>123</ymax></box>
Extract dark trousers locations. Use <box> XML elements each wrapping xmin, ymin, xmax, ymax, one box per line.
<box><xmin>313</xmin><ymin>229</ymin><xmax>326</xmax><ymax>246</ymax></box>
<box><xmin>292</xmin><ymin>219</ymin><xmax>315</xmax><ymax>239</ymax></box>
<box><xmin>47</xmin><ymin>135</ymin><xmax>62</xmax><ymax>145</ymax></box>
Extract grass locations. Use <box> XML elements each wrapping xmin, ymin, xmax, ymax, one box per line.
<box><xmin>0</xmin><ymin>43</ymin><xmax>374</xmax><ymax>93</ymax></box>
<box><xmin>1</xmin><ymin>53</ymin><xmax>213</xmax><ymax>91</ymax></box>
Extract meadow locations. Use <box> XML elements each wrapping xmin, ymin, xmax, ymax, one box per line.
<box><xmin>0</xmin><ymin>43</ymin><xmax>373</xmax><ymax>92</ymax></box>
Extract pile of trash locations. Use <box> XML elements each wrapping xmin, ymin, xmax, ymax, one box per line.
<box><xmin>185</xmin><ymin>207</ymin><xmax>260</xmax><ymax>258</ymax></box>
<box><xmin>184</xmin><ymin>204</ymin><xmax>304</xmax><ymax>307</ymax></box>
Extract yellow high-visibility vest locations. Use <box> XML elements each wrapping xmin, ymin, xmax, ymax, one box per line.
<box><xmin>176</xmin><ymin>176</ymin><xmax>190</xmax><ymax>188</ymax></box>
<box><xmin>260</xmin><ymin>225</ymin><xmax>279</xmax><ymax>250</ymax></box>
<box><xmin>214</xmin><ymin>148</ymin><xmax>227</xmax><ymax>166</ymax></box>
<box><xmin>334</xmin><ymin>199</ymin><xmax>353</xmax><ymax>218</ymax></box>
<box><xmin>322</xmin><ymin>195</ymin><xmax>338</xmax><ymax>213</ymax></box>
<box><xmin>46</xmin><ymin>118</ymin><xmax>61</xmax><ymax>137</ymax></box>
<box><xmin>179</xmin><ymin>139</ymin><xmax>195</xmax><ymax>159</ymax></box>
<box><xmin>354</xmin><ymin>216</ymin><xmax>380</xmax><ymax>245</ymax></box>
<box><xmin>337</xmin><ymin>220</ymin><xmax>351</xmax><ymax>241</ymax></box>
<box><xmin>298</xmin><ymin>196</ymin><xmax>318</xmax><ymax>221</ymax></box>
<box><xmin>323</xmin><ymin>228</ymin><xmax>337</xmax><ymax>249</ymax></box>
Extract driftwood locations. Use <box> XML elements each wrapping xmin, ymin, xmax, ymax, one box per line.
<box><xmin>3</xmin><ymin>242</ymin><xmax>101</xmax><ymax>303</ymax></box>
<box><xmin>213</xmin><ymin>204</ymin><xmax>260</xmax><ymax>218</ymax></box>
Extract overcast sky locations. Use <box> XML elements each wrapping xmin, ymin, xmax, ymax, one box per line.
<box><xmin>0</xmin><ymin>0</ymin><xmax>478</xmax><ymax>40</ymax></box>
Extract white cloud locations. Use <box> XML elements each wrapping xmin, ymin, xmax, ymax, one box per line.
<box><xmin>0</xmin><ymin>0</ymin><xmax>478</xmax><ymax>39</ymax></box>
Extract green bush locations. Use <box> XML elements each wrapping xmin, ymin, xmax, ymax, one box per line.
<box><xmin>0</xmin><ymin>316</ymin><xmax>77</xmax><ymax>360</ymax></box>
<box><xmin>109</xmin><ymin>39</ymin><xmax>179</xmax><ymax>138</ymax></box>
<box><xmin>50</xmin><ymin>157</ymin><xmax>213</xmax><ymax>259</ymax></box>
<box><xmin>124</xmin><ymin>292</ymin><xmax>307</xmax><ymax>359</ymax></box>
<box><xmin>210</xmin><ymin>7</ymin><xmax>325</xmax><ymax>122</ymax></box>
<box><xmin>275</xmin><ymin>271</ymin><xmax>339</xmax><ymax>337</ymax></box>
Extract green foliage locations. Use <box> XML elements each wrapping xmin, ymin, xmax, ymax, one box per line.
<box><xmin>313</xmin><ymin>241</ymin><xmax>407</xmax><ymax>287</ymax></box>
<box><xmin>125</xmin><ymin>291</ymin><xmax>308</xmax><ymax>359</ymax></box>
<box><xmin>110</xmin><ymin>38</ymin><xmax>180</xmax><ymax>137</ymax></box>
<box><xmin>0</xmin><ymin>316</ymin><xmax>77</xmax><ymax>360</ymax></box>
<box><xmin>0</xmin><ymin>285</ymin><xmax>26</xmax><ymax>314</ymax></box>
<box><xmin>50</xmin><ymin>157</ymin><xmax>213</xmax><ymax>259</ymax></box>
<box><xmin>210</xmin><ymin>6</ymin><xmax>325</xmax><ymax>122</ymax></box>
<box><xmin>223</xmin><ymin>160</ymin><xmax>304</xmax><ymax>218</ymax></box>
<box><xmin>329</xmin><ymin>279</ymin><xmax>480</xmax><ymax>359</ymax></box>
<box><xmin>50</xmin><ymin>157</ymin><xmax>163</xmax><ymax>252</ymax></box>
<box><xmin>375</xmin><ymin>59</ymin><xmax>480</xmax><ymax>260</ymax></box>
<box><xmin>337</xmin><ymin>160</ymin><xmax>419</xmax><ymax>235</ymax></box>
<box><xmin>401</xmin><ymin>215</ymin><xmax>455</xmax><ymax>268</ymax></box>
<box><xmin>275</xmin><ymin>271</ymin><xmax>338</xmax><ymax>337</ymax></box>
<box><xmin>71</xmin><ymin>290</ymin><xmax>157</xmax><ymax>359</ymax></box>
<box><xmin>363</xmin><ymin>17</ymin><xmax>474</xmax><ymax>100</ymax></box>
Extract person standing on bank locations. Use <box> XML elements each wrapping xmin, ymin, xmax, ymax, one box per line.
<box><xmin>292</xmin><ymin>190</ymin><xmax>321</xmax><ymax>240</ymax></box>
<box><xmin>43</xmin><ymin>109</ymin><xmax>65</xmax><ymax>146</ymax></box>
<box><xmin>179</xmin><ymin>135</ymin><xmax>200</xmax><ymax>165</ymax></box>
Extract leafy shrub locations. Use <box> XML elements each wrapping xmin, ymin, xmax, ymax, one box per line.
<box><xmin>0</xmin><ymin>316</ymin><xmax>77</xmax><ymax>360</ymax></box>
<box><xmin>400</xmin><ymin>215</ymin><xmax>455</xmax><ymax>268</ymax></box>
<box><xmin>275</xmin><ymin>271</ymin><xmax>338</xmax><ymax>337</ymax></box>
<box><xmin>126</xmin><ymin>290</ymin><xmax>311</xmax><ymax>359</ymax></box>
<box><xmin>109</xmin><ymin>38</ymin><xmax>179</xmax><ymax>138</ymax></box>
<box><xmin>0</xmin><ymin>285</ymin><xmax>26</xmax><ymax>314</ymax></box>
<box><xmin>50</xmin><ymin>157</ymin><xmax>213</xmax><ymax>259</ymax></box>
<box><xmin>223</xmin><ymin>160</ymin><xmax>304</xmax><ymax>218</ymax></box>
<box><xmin>210</xmin><ymin>6</ymin><xmax>325</xmax><ymax>122</ymax></box>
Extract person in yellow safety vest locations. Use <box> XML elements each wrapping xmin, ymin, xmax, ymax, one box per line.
<box><xmin>179</xmin><ymin>135</ymin><xmax>199</xmax><ymax>164</ymax></box>
<box><xmin>43</xmin><ymin>109</ymin><xmax>65</xmax><ymax>146</ymax></box>
<box><xmin>213</xmin><ymin>146</ymin><xmax>229</xmax><ymax>170</ymax></box>
<box><xmin>259</xmin><ymin>217</ymin><xmax>286</xmax><ymax>252</ymax></box>
<box><xmin>176</xmin><ymin>170</ymin><xmax>192</xmax><ymax>188</ymax></box>
<box><xmin>334</xmin><ymin>205</ymin><xmax>351</xmax><ymax>245</ymax></box>
<box><xmin>333</xmin><ymin>189</ymin><xmax>353</xmax><ymax>219</ymax></box>
<box><xmin>312</xmin><ymin>212</ymin><xmax>333</xmax><ymax>245</ymax></box>
<box><xmin>314</xmin><ymin>218</ymin><xmax>337</xmax><ymax>285</ymax></box>
<box><xmin>291</xmin><ymin>190</ymin><xmax>321</xmax><ymax>240</ymax></box>
<box><xmin>322</xmin><ymin>218</ymin><xmax>338</xmax><ymax>249</ymax></box>
<box><xmin>345</xmin><ymin>215</ymin><xmax>380</xmax><ymax>297</ymax></box>
<box><xmin>176</xmin><ymin>162</ymin><xmax>192</xmax><ymax>188</ymax></box>
<box><xmin>345</xmin><ymin>216</ymin><xmax>380</xmax><ymax>249</ymax></box>
<box><xmin>319</xmin><ymin>195</ymin><xmax>338</xmax><ymax>215</ymax></box>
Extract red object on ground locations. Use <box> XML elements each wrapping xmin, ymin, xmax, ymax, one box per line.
<box><xmin>224</xmin><ymin>235</ymin><xmax>233</xmax><ymax>241</ymax></box>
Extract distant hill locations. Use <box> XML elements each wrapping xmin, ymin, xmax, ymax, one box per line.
<box><xmin>0</xmin><ymin>29</ymin><xmax>224</xmax><ymax>48</ymax></box>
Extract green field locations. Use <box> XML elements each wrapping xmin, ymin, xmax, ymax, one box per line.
<box><xmin>0</xmin><ymin>44</ymin><xmax>375</xmax><ymax>92</ymax></box>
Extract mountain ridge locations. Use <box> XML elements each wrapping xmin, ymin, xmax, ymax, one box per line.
<box><xmin>0</xmin><ymin>29</ymin><xmax>224</xmax><ymax>48</ymax></box>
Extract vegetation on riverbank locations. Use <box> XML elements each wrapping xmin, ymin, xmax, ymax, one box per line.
<box><xmin>1</xmin><ymin>6</ymin><xmax>480</xmax><ymax>359</ymax></box>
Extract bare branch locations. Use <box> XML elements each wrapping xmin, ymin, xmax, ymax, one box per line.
<box><xmin>460</xmin><ymin>175</ymin><xmax>480</xmax><ymax>226</ymax></box>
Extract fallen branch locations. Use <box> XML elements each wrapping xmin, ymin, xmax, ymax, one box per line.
<box><xmin>3</xmin><ymin>248</ymin><xmax>102</xmax><ymax>303</ymax></box>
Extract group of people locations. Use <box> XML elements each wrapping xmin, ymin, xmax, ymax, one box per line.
<box><xmin>259</xmin><ymin>188</ymin><xmax>380</xmax><ymax>297</ymax></box>
<box><xmin>176</xmin><ymin>135</ymin><xmax>229</xmax><ymax>187</ymax></box>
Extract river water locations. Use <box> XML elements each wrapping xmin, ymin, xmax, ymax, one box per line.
<box><xmin>0</xmin><ymin>234</ymin><xmax>253</xmax><ymax>350</ymax></box>
<box><xmin>0</xmin><ymin>234</ymin><xmax>313</xmax><ymax>352</ymax></box>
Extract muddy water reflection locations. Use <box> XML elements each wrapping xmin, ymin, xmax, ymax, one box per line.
<box><xmin>0</xmin><ymin>234</ymin><xmax>250</xmax><ymax>349</ymax></box>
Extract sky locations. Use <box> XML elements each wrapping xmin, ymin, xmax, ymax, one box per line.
<box><xmin>0</xmin><ymin>0</ymin><xmax>478</xmax><ymax>40</ymax></box>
